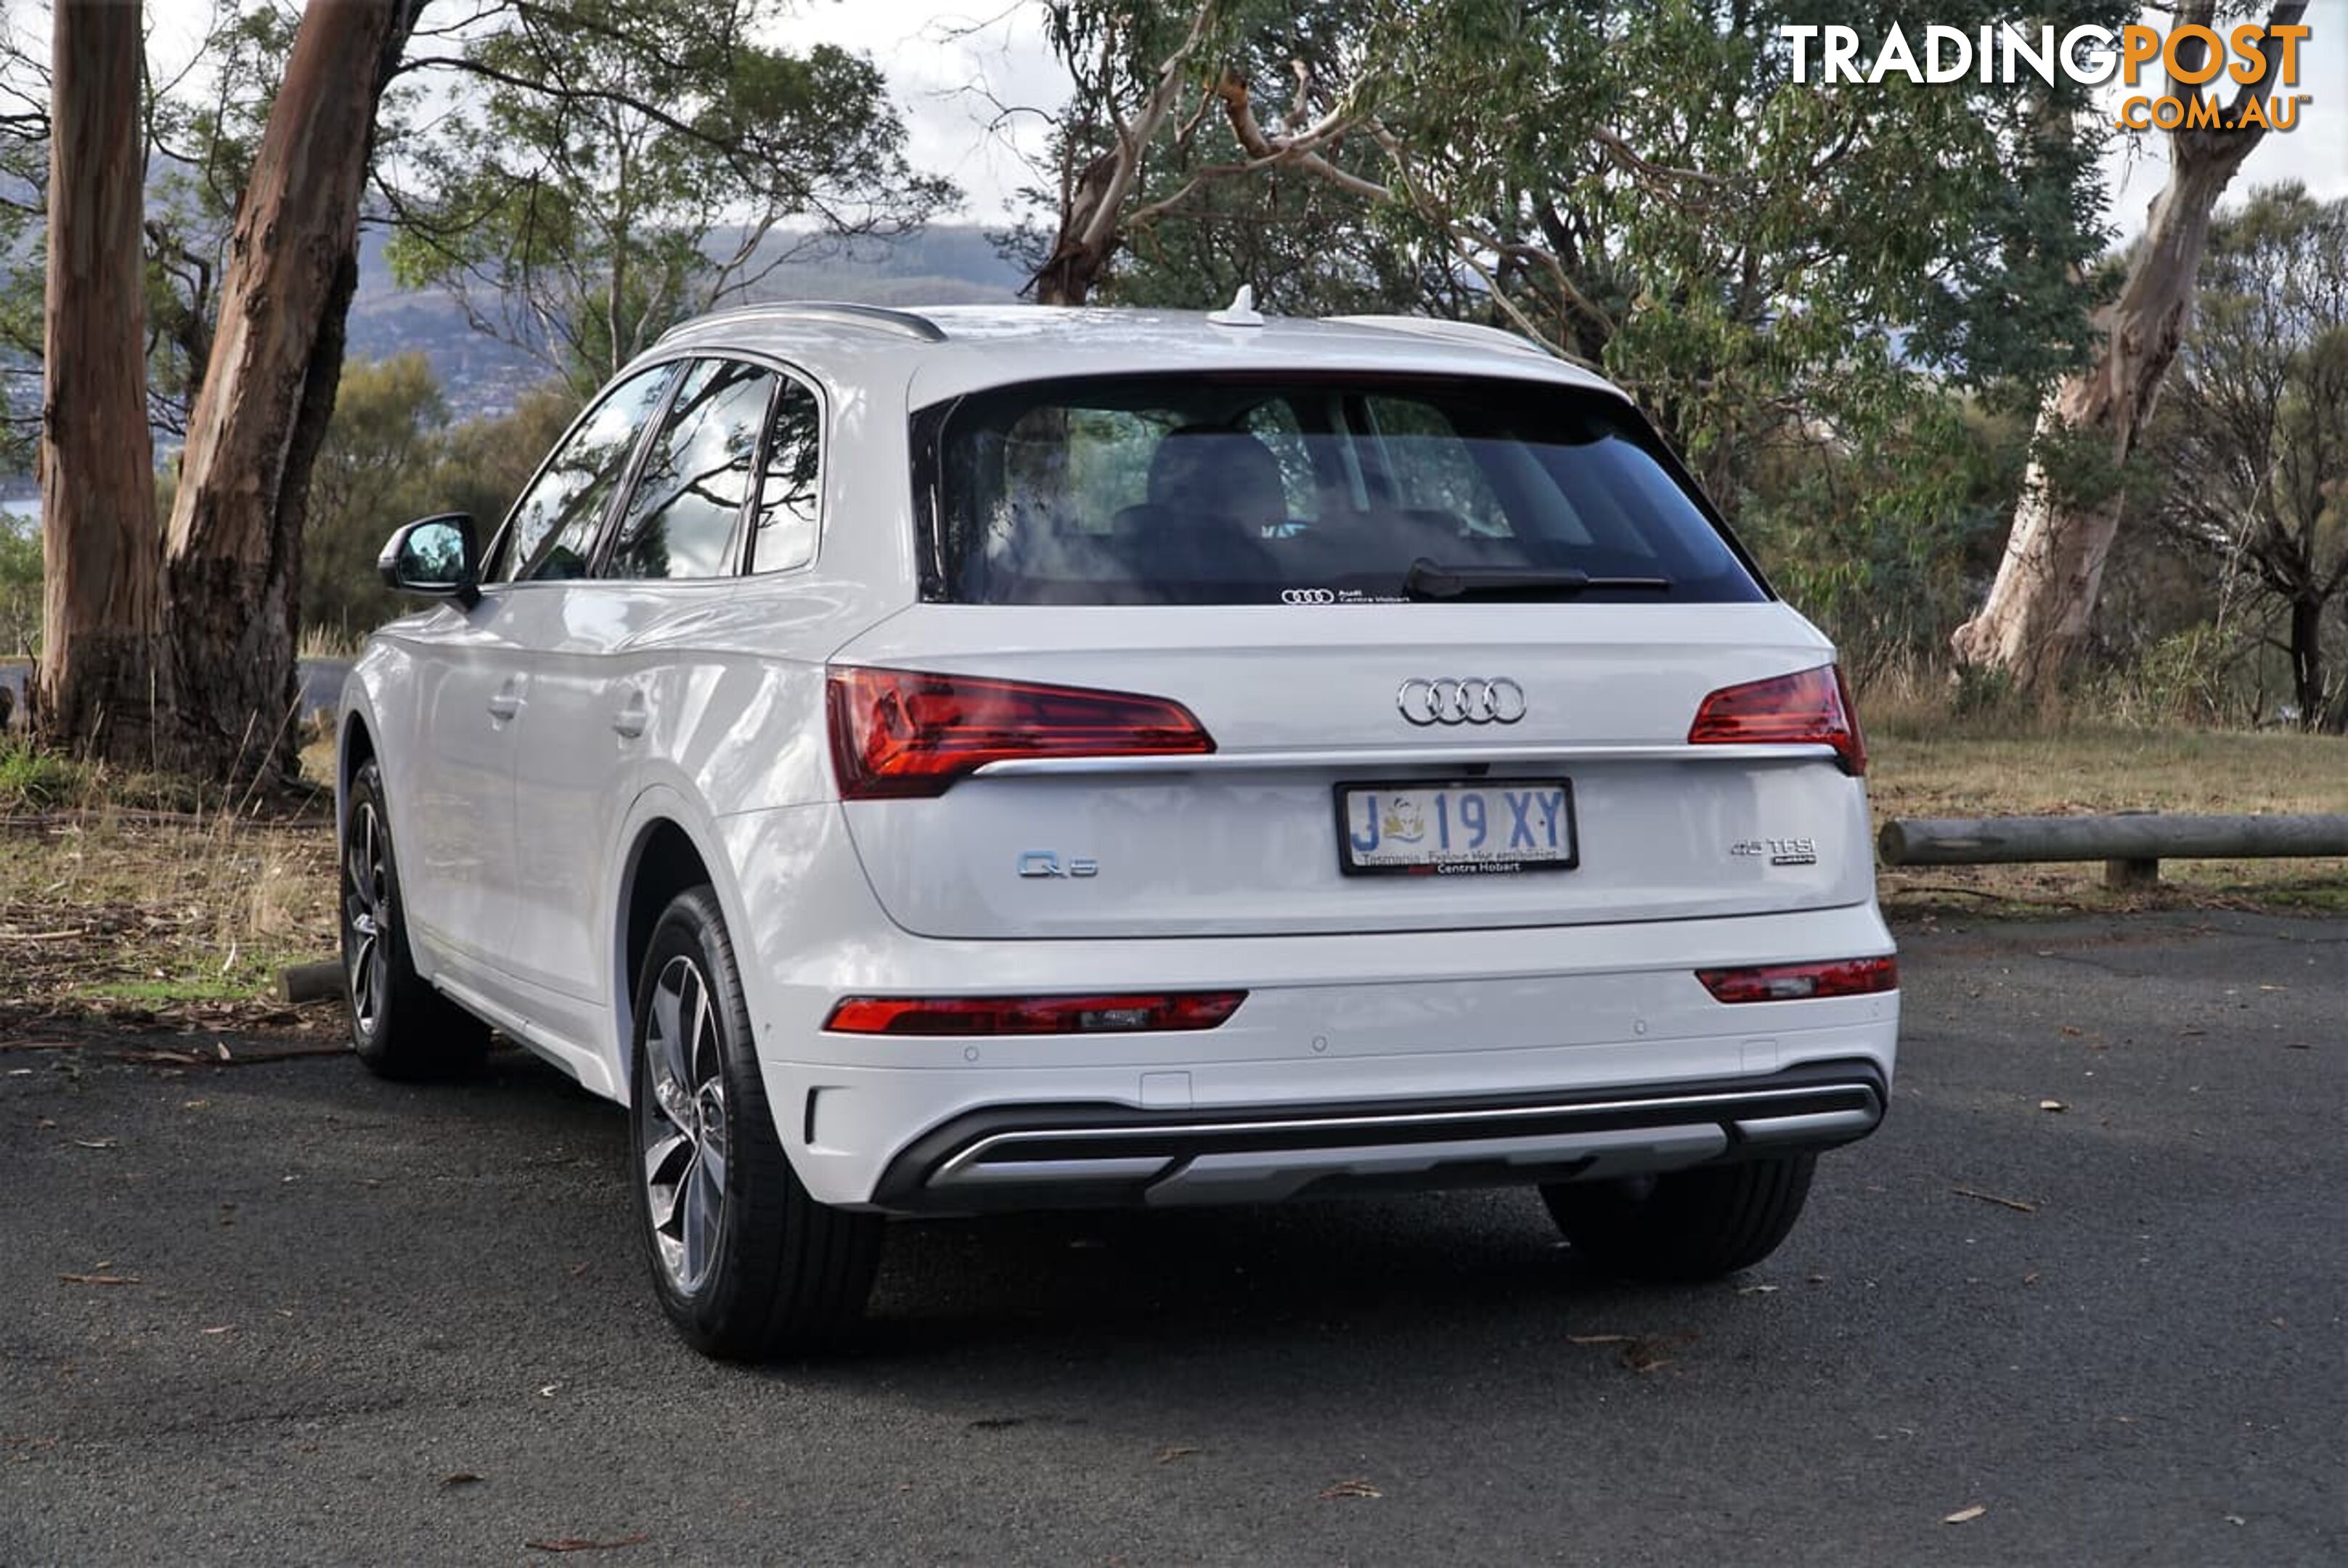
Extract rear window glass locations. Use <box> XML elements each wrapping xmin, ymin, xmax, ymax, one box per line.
<box><xmin>920</xmin><ymin>375</ymin><xmax>1765</xmax><ymax>605</ymax></box>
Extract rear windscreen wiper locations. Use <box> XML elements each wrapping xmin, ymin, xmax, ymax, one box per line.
<box><xmin>1401</xmin><ymin>558</ymin><xmax>1674</xmax><ymax>601</ymax></box>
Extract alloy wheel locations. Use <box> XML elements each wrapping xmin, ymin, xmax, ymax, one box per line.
<box><xmin>342</xmin><ymin>801</ymin><xmax>391</xmax><ymax>1036</ymax></box>
<box><xmin>640</xmin><ymin>954</ymin><xmax>729</xmax><ymax>1294</ymax></box>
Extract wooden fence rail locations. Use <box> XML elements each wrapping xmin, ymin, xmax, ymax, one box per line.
<box><xmin>1878</xmin><ymin>812</ymin><xmax>2348</xmax><ymax>889</ymax></box>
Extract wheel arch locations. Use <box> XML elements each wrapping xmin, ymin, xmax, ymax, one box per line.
<box><xmin>335</xmin><ymin>696</ymin><xmax>378</xmax><ymax>829</ymax></box>
<box><xmin>610</xmin><ymin>791</ymin><xmax>754</xmax><ymax>1101</ymax></box>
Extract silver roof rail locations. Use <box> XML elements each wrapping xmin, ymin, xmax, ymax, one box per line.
<box><xmin>1324</xmin><ymin>314</ymin><xmax>1549</xmax><ymax>357</ymax></box>
<box><xmin>659</xmin><ymin>301</ymin><xmax>947</xmax><ymax>345</ymax></box>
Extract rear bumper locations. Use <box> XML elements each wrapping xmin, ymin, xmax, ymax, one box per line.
<box><xmin>869</xmin><ymin>1058</ymin><xmax>1885</xmax><ymax>1212</ymax></box>
<box><xmin>712</xmin><ymin>804</ymin><xmax>1897</xmax><ymax>1208</ymax></box>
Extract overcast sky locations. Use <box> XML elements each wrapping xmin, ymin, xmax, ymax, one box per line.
<box><xmin>146</xmin><ymin>0</ymin><xmax>2347</xmax><ymax>237</ymax></box>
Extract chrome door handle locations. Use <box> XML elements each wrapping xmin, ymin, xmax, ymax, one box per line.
<box><xmin>611</xmin><ymin>696</ymin><xmax>649</xmax><ymax>738</ymax></box>
<box><xmin>486</xmin><ymin>685</ymin><xmax>524</xmax><ymax>721</ymax></box>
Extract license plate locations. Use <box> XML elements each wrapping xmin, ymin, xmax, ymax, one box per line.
<box><xmin>1335</xmin><ymin>780</ymin><xmax>1578</xmax><ymax>876</ymax></box>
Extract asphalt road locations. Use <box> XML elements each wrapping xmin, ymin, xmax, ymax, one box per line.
<box><xmin>3</xmin><ymin>910</ymin><xmax>2341</xmax><ymax>1564</ymax></box>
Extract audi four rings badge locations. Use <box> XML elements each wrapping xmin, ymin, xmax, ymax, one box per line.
<box><xmin>1396</xmin><ymin>678</ymin><xmax>1527</xmax><ymax>725</ymax></box>
<box><xmin>1280</xmin><ymin>589</ymin><xmax>1338</xmax><ymax>604</ymax></box>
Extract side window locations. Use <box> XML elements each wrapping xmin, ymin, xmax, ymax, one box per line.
<box><xmin>607</xmin><ymin>359</ymin><xmax>775</xmax><ymax>581</ymax></box>
<box><xmin>748</xmin><ymin>376</ymin><xmax>822</xmax><ymax>573</ymax></box>
<box><xmin>1365</xmin><ymin>395</ymin><xmax>1513</xmax><ymax>538</ymax></box>
<box><xmin>493</xmin><ymin>363</ymin><xmax>675</xmax><ymax>584</ymax></box>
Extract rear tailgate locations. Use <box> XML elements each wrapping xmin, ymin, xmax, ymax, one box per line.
<box><xmin>830</xmin><ymin>603</ymin><xmax>1872</xmax><ymax>940</ymax></box>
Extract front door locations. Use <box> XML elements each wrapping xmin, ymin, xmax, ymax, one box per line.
<box><xmin>383</xmin><ymin>599</ymin><xmax>526</xmax><ymax>992</ymax></box>
<box><xmin>457</xmin><ymin>359</ymin><xmax>680</xmax><ymax>1028</ymax></box>
<box><xmin>505</xmin><ymin>357</ymin><xmax>778</xmax><ymax>1051</ymax></box>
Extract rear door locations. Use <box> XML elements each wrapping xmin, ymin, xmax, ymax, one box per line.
<box><xmin>829</xmin><ymin>372</ymin><xmax>1872</xmax><ymax>940</ymax></box>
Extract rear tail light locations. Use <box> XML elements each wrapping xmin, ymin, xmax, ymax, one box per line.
<box><xmin>826</xmin><ymin>666</ymin><xmax>1215</xmax><ymax>799</ymax></box>
<box><xmin>823</xmin><ymin>991</ymin><xmax>1247</xmax><ymax>1036</ymax></box>
<box><xmin>1697</xmin><ymin>955</ymin><xmax>1898</xmax><ymax>1003</ymax></box>
<box><xmin>1688</xmin><ymin>663</ymin><xmax>1867</xmax><ymax>775</ymax></box>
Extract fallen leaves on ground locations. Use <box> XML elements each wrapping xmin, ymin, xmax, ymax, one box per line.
<box><xmin>1154</xmin><ymin>1446</ymin><xmax>1201</xmax><ymax>1466</ymax></box>
<box><xmin>0</xmin><ymin>816</ymin><xmax>339</xmax><ymax>1040</ymax></box>
<box><xmin>57</xmin><ymin>1273</ymin><xmax>141</xmax><ymax>1286</ymax></box>
<box><xmin>1942</xmin><ymin>1505</ymin><xmax>1988</xmax><ymax>1524</ymax></box>
<box><xmin>1318</xmin><ymin>1479</ymin><xmax>1382</xmax><ymax>1500</ymax></box>
<box><xmin>441</xmin><ymin>1472</ymin><xmax>485</xmax><ymax>1488</ymax></box>
<box><xmin>524</xmin><ymin>1534</ymin><xmax>648</xmax><ymax>1553</ymax></box>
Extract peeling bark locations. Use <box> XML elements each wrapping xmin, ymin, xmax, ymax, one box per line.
<box><xmin>33</xmin><ymin>0</ymin><xmax>173</xmax><ymax>766</ymax></box>
<box><xmin>160</xmin><ymin>0</ymin><xmax>419</xmax><ymax>788</ymax></box>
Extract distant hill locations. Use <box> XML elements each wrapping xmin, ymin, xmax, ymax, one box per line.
<box><xmin>343</xmin><ymin>224</ymin><xmax>1030</xmax><ymax>420</ymax></box>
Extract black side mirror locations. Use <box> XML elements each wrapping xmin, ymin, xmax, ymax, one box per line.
<box><xmin>379</xmin><ymin>514</ymin><xmax>481</xmax><ymax>608</ymax></box>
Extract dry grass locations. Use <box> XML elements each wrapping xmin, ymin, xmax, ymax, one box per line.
<box><xmin>1</xmin><ymin>709</ymin><xmax>2341</xmax><ymax>1038</ymax></box>
<box><xmin>1868</xmin><ymin>727</ymin><xmax>2348</xmax><ymax>917</ymax></box>
<box><xmin>1</xmin><ymin>725</ymin><xmax>340</xmax><ymax>1040</ymax></box>
<box><xmin>0</xmin><ymin>812</ymin><xmax>338</xmax><ymax>1040</ymax></box>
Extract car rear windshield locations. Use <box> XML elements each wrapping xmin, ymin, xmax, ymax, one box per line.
<box><xmin>917</xmin><ymin>373</ymin><xmax>1767</xmax><ymax>606</ymax></box>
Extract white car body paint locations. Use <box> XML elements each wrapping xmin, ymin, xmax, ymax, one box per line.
<box><xmin>341</xmin><ymin>304</ymin><xmax>1897</xmax><ymax>1211</ymax></box>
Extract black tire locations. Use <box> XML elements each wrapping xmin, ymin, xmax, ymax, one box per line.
<box><xmin>341</xmin><ymin>758</ymin><xmax>491</xmax><ymax>1081</ymax></box>
<box><xmin>1541</xmin><ymin>1153</ymin><xmax>1817</xmax><ymax>1283</ymax></box>
<box><xmin>629</xmin><ymin>886</ymin><xmax>883</xmax><ymax>1360</ymax></box>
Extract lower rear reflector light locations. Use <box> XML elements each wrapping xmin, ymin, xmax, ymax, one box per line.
<box><xmin>1697</xmin><ymin>955</ymin><xmax>1898</xmax><ymax>1003</ymax></box>
<box><xmin>824</xmin><ymin>991</ymin><xmax>1247</xmax><ymax>1036</ymax></box>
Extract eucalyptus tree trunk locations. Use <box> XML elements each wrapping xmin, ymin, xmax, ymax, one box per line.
<box><xmin>2286</xmin><ymin>595</ymin><xmax>2336</xmax><ymax>733</ymax></box>
<box><xmin>160</xmin><ymin>0</ymin><xmax>418</xmax><ymax>788</ymax></box>
<box><xmin>1951</xmin><ymin>1</ymin><xmax>2310</xmax><ymax>692</ymax></box>
<box><xmin>32</xmin><ymin>0</ymin><xmax>173</xmax><ymax>767</ymax></box>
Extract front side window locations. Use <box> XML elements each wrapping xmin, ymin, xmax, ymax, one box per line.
<box><xmin>606</xmin><ymin>359</ymin><xmax>776</xmax><ymax>581</ymax></box>
<box><xmin>493</xmin><ymin>362</ymin><xmax>677</xmax><ymax>584</ymax></box>
<box><xmin>748</xmin><ymin>377</ymin><xmax>822</xmax><ymax>573</ymax></box>
<box><xmin>921</xmin><ymin>374</ymin><xmax>1764</xmax><ymax>606</ymax></box>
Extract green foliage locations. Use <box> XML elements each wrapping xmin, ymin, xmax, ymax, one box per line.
<box><xmin>2143</xmin><ymin>185</ymin><xmax>2348</xmax><ymax>730</ymax></box>
<box><xmin>303</xmin><ymin>354</ymin><xmax>452</xmax><ymax>636</ymax></box>
<box><xmin>0</xmin><ymin>511</ymin><xmax>38</xmax><ymax>658</ymax></box>
<box><xmin>1369</xmin><ymin>0</ymin><xmax>2120</xmax><ymax>486</ymax></box>
<box><xmin>301</xmin><ymin>355</ymin><xmax>582</xmax><ymax>641</ymax></box>
<box><xmin>0</xmin><ymin>735</ymin><xmax>88</xmax><ymax>810</ymax></box>
<box><xmin>1738</xmin><ymin>391</ymin><xmax>2024</xmax><ymax>679</ymax></box>
<box><xmin>1014</xmin><ymin>1</ymin><xmax>1432</xmax><ymax>315</ymax></box>
<box><xmin>1949</xmin><ymin>661</ymin><xmax>2018</xmax><ymax>720</ymax></box>
<box><xmin>384</xmin><ymin>0</ymin><xmax>953</xmax><ymax>391</ymax></box>
<box><xmin>1038</xmin><ymin>1</ymin><xmax>2125</xmax><ymax>671</ymax></box>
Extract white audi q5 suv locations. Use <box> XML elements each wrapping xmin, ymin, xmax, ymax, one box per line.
<box><xmin>340</xmin><ymin>299</ymin><xmax>1898</xmax><ymax>1358</ymax></box>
